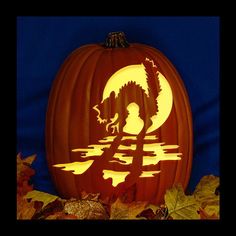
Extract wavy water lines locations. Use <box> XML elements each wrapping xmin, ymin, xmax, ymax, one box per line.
<box><xmin>53</xmin><ymin>135</ymin><xmax>182</xmax><ymax>187</ymax></box>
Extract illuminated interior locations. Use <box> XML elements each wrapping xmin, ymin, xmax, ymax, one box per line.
<box><xmin>143</xmin><ymin>135</ymin><xmax>158</xmax><ymax>140</ymax></box>
<box><xmin>110</xmin><ymin>153</ymin><xmax>133</xmax><ymax>165</ymax></box>
<box><xmin>102</xmin><ymin>61</ymin><xmax>173</xmax><ymax>134</ymax></box>
<box><xmin>102</xmin><ymin>64</ymin><xmax>149</xmax><ymax>101</ymax></box>
<box><xmin>140</xmin><ymin>171</ymin><xmax>161</xmax><ymax>178</ymax></box>
<box><xmin>123</xmin><ymin>103</ymin><xmax>144</xmax><ymax>134</ymax></box>
<box><xmin>72</xmin><ymin>144</ymin><xmax>111</xmax><ymax>157</ymax></box>
<box><xmin>103</xmin><ymin>170</ymin><xmax>130</xmax><ymax>187</ymax></box>
<box><xmin>121</xmin><ymin>136</ymin><xmax>137</xmax><ymax>141</ymax></box>
<box><xmin>142</xmin><ymin>143</ymin><xmax>181</xmax><ymax>165</ymax></box>
<box><xmin>93</xmin><ymin>105</ymin><xmax>107</xmax><ymax>124</ymax></box>
<box><xmin>147</xmin><ymin>73</ymin><xmax>173</xmax><ymax>133</ymax></box>
<box><xmin>105</xmin><ymin>113</ymin><xmax>119</xmax><ymax>133</ymax></box>
<box><xmin>98</xmin><ymin>136</ymin><xmax>116</xmax><ymax>143</ymax></box>
<box><xmin>53</xmin><ymin>160</ymin><xmax>94</xmax><ymax>174</ymax></box>
<box><xmin>54</xmin><ymin>136</ymin><xmax>181</xmax><ymax>186</ymax></box>
<box><xmin>53</xmin><ymin>59</ymin><xmax>181</xmax><ymax>188</ymax></box>
<box><xmin>118</xmin><ymin>144</ymin><xmax>136</xmax><ymax>151</ymax></box>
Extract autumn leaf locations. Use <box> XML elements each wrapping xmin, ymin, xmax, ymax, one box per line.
<box><xmin>17</xmin><ymin>152</ymin><xmax>36</xmax><ymax>166</ymax></box>
<box><xmin>194</xmin><ymin>175</ymin><xmax>219</xmax><ymax>218</ymax></box>
<box><xmin>194</xmin><ymin>175</ymin><xmax>219</xmax><ymax>202</ymax></box>
<box><xmin>17</xmin><ymin>153</ymin><xmax>36</xmax><ymax>180</ymax></box>
<box><xmin>145</xmin><ymin>203</ymin><xmax>159</xmax><ymax>214</ymax></box>
<box><xmin>33</xmin><ymin>199</ymin><xmax>65</xmax><ymax>219</ymax></box>
<box><xmin>203</xmin><ymin>204</ymin><xmax>219</xmax><ymax>218</ymax></box>
<box><xmin>24</xmin><ymin>190</ymin><xmax>59</xmax><ymax>209</ymax></box>
<box><xmin>110</xmin><ymin>198</ymin><xmax>147</xmax><ymax>220</ymax></box>
<box><xmin>198</xmin><ymin>208</ymin><xmax>218</xmax><ymax>220</ymax></box>
<box><xmin>17</xmin><ymin>153</ymin><xmax>36</xmax><ymax>196</ymax></box>
<box><xmin>64</xmin><ymin>199</ymin><xmax>108</xmax><ymax>219</ymax></box>
<box><xmin>164</xmin><ymin>184</ymin><xmax>200</xmax><ymax>220</ymax></box>
<box><xmin>17</xmin><ymin>195</ymin><xmax>36</xmax><ymax>220</ymax></box>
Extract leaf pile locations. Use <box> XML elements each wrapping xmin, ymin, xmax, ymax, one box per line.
<box><xmin>17</xmin><ymin>153</ymin><xmax>220</xmax><ymax>220</ymax></box>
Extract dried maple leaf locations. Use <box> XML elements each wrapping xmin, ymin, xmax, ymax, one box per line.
<box><xmin>110</xmin><ymin>198</ymin><xmax>147</xmax><ymax>220</ymax></box>
<box><xmin>64</xmin><ymin>199</ymin><xmax>108</xmax><ymax>220</ymax></box>
<box><xmin>164</xmin><ymin>184</ymin><xmax>200</xmax><ymax>220</ymax></box>
<box><xmin>194</xmin><ymin>175</ymin><xmax>219</xmax><ymax>218</ymax></box>
<box><xmin>24</xmin><ymin>190</ymin><xmax>59</xmax><ymax>209</ymax></box>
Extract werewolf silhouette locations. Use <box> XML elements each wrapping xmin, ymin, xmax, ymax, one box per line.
<box><xmin>93</xmin><ymin>58</ymin><xmax>162</xmax><ymax>138</ymax></box>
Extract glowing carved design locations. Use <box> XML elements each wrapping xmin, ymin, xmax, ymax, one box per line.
<box><xmin>140</xmin><ymin>171</ymin><xmax>161</xmax><ymax>178</ymax></box>
<box><xmin>98</xmin><ymin>136</ymin><xmax>116</xmax><ymax>143</ymax></box>
<box><xmin>102</xmin><ymin>64</ymin><xmax>149</xmax><ymax>100</ymax></box>
<box><xmin>121</xmin><ymin>136</ymin><xmax>137</xmax><ymax>141</ymax></box>
<box><xmin>147</xmin><ymin>72</ymin><xmax>173</xmax><ymax>133</ymax></box>
<box><xmin>103</xmin><ymin>170</ymin><xmax>130</xmax><ymax>187</ymax></box>
<box><xmin>118</xmin><ymin>144</ymin><xmax>136</xmax><ymax>151</ymax></box>
<box><xmin>72</xmin><ymin>144</ymin><xmax>110</xmax><ymax>157</ymax></box>
<box><xmin>143</xmin><ymin>135</ymin><xmax>158</xmax><ymax>140</ymax></box>
<box><xmin>123</xmin><ymin>103</ymin><xmax>144</xmax><ymax>134</ymax></box>
<box><xmin>121</xmin><ymin>135</ymin><xmax>157</xmax><ymax>141</ymax></box>
<box><xmin>111</xmin><ymin>153</ymin><xmax>133</xmax><ymax>165</ymax></box>
<box><xmin>142</xmin><ymin>143</ymin><xmax>181</xmax><ymax>165</ymax></box>
<box><xmin>93</xmin><ymin>105</ymin><xmax>107</xmax><ymax>124</ymax></box>
<box><xmin>54</xmin><ymin>136</ymin><xmax>181</xmax><ymax>185</ymax></box>
<box><xmin>106</xmin><ymin>113</ymin><xmax>119</xmax><ymax>133</ymax></box>
<box><xmin>102</xmin><ymin>62</ymin><xmax>173</xmax><ymax>134</ymax></box>
<box><xmin>53</xmin><ymin>58</ymin><xmax>181</xmax><ymax>188</ymax></box>
<box><xmin>54</xmin><ymin>161</ymin><xmax>94</xmax><ymax>174</ymax></box>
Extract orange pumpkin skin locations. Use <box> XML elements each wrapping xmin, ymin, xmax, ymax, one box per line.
<box><xmin>46</xmin><ymin>33</ymin><xmax>193</xmax><ymax>204</ymax></box>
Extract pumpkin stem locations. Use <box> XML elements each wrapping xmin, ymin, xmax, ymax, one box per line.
<box><xmin>104</xmin><ymin>32</ymin><xmax>130</xmax><ymax>48</ymax></box>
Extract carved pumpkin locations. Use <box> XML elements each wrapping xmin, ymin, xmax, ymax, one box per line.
<box><xmin>46</xmin><ymin>32</ymin><xmax>193</xmax><ymax>204</ymax></box>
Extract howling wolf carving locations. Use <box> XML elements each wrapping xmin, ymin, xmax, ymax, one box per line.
<box><xmin>93</xmin><ymin>58</ymin><xmax>162</xmax><ymax>138</ymax></box>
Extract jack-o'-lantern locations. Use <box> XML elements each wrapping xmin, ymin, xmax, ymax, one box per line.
<box><xmin>46</xmin><ymin>32</ymin><xmax>193</xmax><ymax>204</ymax></box>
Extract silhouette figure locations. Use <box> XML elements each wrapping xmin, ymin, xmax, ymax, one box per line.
<box><xmin>92</xmin><ymin>58</ymin><xmax>162</xmax><ymax>183</ymax></box>
<box><xmin>123</xmin><ymin>102</ymin><xmax>144</xmax><ymax>134</ymax></box>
